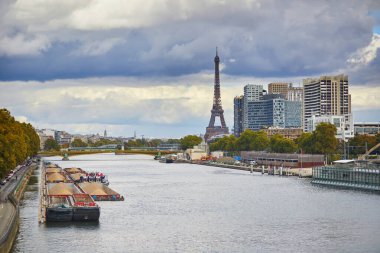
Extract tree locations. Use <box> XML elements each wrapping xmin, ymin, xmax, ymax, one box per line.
<box><xmin>296</xmin><ymin>132</ymin><xmax>314</xmax><ymax>154</ymax></box>
<box><xmin>0</xmin><ymin>108</ymin><xmax>40</xmax><ymax>178</ymax></box>
<box><xmin>125</xmin><ymin>139</ymin><xmax>144</xmax><ymax>148</ymax></box>
<box><xmin>270</xmin><ymin>134</ymin><xmax>297</xmax><ymax>153</ymax></box>
<box><xmin>235</xmin><ymin>129</ymin><xmax>269</xmax><ymax>151</ymax></box>
<box><xmin>236</xmin><ymin>129</ymin><xmax>256</xmax><ymax>151</ymax></box>
<box><xmin>348</xmin><ymin>134</ymin><xmax>377</xmax><ymax>156</ymax></box>
<box><xmin>91</xmin><ymin>138</ymin><xmax>119</xmax><ymax>147</ymax></box>
<box><xmin>251</xmin><ymin>130</ymin><xmax>269</xmax><ymax>151</ymax></box>
<box><xmin>180</xmin><ymin>135</ymin><xmax>202</xmax><ymax>150</ymax></box>
<box><xmin>312</xmin><ymin>123</ymin><xmax>339</xmax><ymax>155</ymax></box>
<box><xmin>44</xmin><ymin>139</ymin><xmax>60</xmax><ymax>151</ymax></box>
<box><xmin>71</xmin><ymin>138</ymin><xmax>88</xmax><ymax>147</ymax></box>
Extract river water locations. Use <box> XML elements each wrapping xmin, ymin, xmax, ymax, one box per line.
<box><xmin>12</xmin><ymin>153</ymin><xmax>380</xmax><ymax>252</ymax></box>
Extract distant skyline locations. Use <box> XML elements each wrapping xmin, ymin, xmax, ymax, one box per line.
<box><xmin>0</xmin><ymin>0</ymin><xmax>380</xmax><ymax>138</ymax></box>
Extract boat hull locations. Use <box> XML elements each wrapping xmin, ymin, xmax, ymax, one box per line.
<box><xmin>72</xmin><ymin>207</ymin><xmax>100</xmax><ymax>221</ymax></box>
<box><xmin>46</xmin><ymin>207</ymin><xmax>73</xmax><ymax>222</ymax></box>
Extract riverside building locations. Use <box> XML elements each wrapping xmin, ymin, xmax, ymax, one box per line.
<box><xmin>303</xmin><ymin>74</ymin><xmax>353</xmax><ymax>139</ymax></box>
<box><xmin>246</xmin><ymin>94</ymin><xmax>302</xmax><ymax>130</ymax></box>
<box><xmin>233</xmin><ymin>95</ymin><xmax>244</xmax><ymax>136</ymax></box>
<box><xmin>354</xmin><ymin>122</ymin><xmax>380</xmax><ymax>136</ymax></box>
<box><xmin>268</xmin><ymin>82</ymin><xmax>289</xmax><ymax>97</ymax></box>
<box><xmin>243</xmin><ymin>84</ymin><xmax>263</xmax><ymax>130</ymax></box>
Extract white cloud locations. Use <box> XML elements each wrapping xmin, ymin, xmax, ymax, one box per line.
<box><xmin>0</xmin><ymin>34</ymin><xmax>51</xmax><ymax>56</ymax></box>
<box><xmin>347</xmin><ymin>34</ymin><xmax>380</xmax><ymax>65</ymax></box>
<box><xmin>1</xmin><ymin>73</ymin><xmax>378</xmax><ymax>137</ymax></box>
<box><xmin>14</xmin><ymin>115</ymin><xmax>28</xmax><ymax>123</ymax></box>
<box><xmin>350</xmin><ymin>85</ymin><xmax>380</xmax><ymax>110</ymax></box>
<box><xmin>71</xmin><ymin>38</ymin><xmax>126</xmax><ymax>56</ymax></box>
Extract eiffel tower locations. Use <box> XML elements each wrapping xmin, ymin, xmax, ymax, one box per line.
<box><xmin>205</xmin><ymin>48</ymin><xmax>229</xmax><ymax>141</ymax></box>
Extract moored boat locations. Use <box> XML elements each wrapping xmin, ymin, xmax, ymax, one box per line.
<box><xmin>72</xmin><ymin>194</ymin><xmax>100</xmax><ymax>221</ymax></box>
<box><xmin>46</xmin><ymin>196</ymin><xmax>73</xmax><ymax>222</ymax></box>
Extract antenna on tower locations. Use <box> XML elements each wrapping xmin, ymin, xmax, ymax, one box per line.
<box><xmin>216</xmin><ymin>46</ymin><xmax>218</xmax><ymax>56</ymax></box>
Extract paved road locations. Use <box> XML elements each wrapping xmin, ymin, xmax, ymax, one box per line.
<box><xmin>0</xmin><ymin>164</ymin><xmax>31</xmax><ymax>201</ymax></box>
<box><xmin>0</xmin><ymin>162</ymin><xmax>34</xmax><ymax>242</ymax></box>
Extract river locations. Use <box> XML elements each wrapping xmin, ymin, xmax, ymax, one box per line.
<box><xmin>12</xmin><ymin>153</ymin><xmax>380</xmax><ymax>252</ymax></box>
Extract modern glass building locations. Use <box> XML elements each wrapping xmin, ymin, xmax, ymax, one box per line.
<box><xmin>285</xmin><ymin>100</ymin><xmax>302</xmax><ymax>128</ymax></box>
<box><xmin>233</xmin><ymin>95</ymin><xmax>244</xmax><ymax>136</ymax></box>
<box><xmin>243</xmin><ymin>84</ymin><xmax>263</xmax><ymax>130</ymax></box>
<box><xmin>246</xmin><ymin>94</ymin><xmax>302</xmax><ymax>130</ymax></box>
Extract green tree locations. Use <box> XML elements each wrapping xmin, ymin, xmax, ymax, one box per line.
<box><xmin>167</xmin><ymin>138</ymin><xmax>180</xmax><ymax>144</ymax></box>
<box><xmin>296</xmin><ymin>132</ymin><xmax>314</xmax><ymax>154</ymax></box>
<box><xmin>125</xmin><ymin>139</ymin><xmax>144</xmax><ymax>148</ymax></box>
<box><xmin>348</xmin><ymin>134</ymin><xmax>377</xmax><ymax>156</ymax></box>
<box><xmin>251</xmin><ymin>130</ymin><xmax>269</xmax><ymax>151</ymax></box>
<box><xmin>236</xmin><ymin>129</ymin><xmax>256</xmax><ymax>151</ymax></box>
<box><xmin>269</xmin><ymin>134</ymin><xmax>297</xmax><ymax>153</ymax></box>
<box><xmin>180</xmin><ymin>135</ymin><xmax>202</xmax><ymax>150</ymax></box>
<box><xmin>209</xmin><ymin>135</ymin><xmax>238</xmax><ymax>154</ymax></box>
<box><xmin>91</xmin><ymin>138</ymin><xmax>119</xmax><ymax>147</ymax></box>
<box><xmin>44</xmin><ymin>138</ymin><xmax>60</xmax><ymax>151</ymax></box>
<box><xmin>71</xmin><ymin>138</ymin><xmax>88</xmax><ymax>147</ymax></box>
<box><xmin>235</xmin><ymin>129</ymin><xmax>269</xmax><ymax>151</ymax></box>
<box><xmin>312</xmin><ymin>123</ymin><xmax>339</xmax><ymax>155</ymax></box>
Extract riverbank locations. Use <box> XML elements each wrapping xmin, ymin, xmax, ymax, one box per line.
<box><xmin>0</xmin><ymin>162</ymin><xmax>38</xmax><ymax>253</ymax></box>
<box><xmin>173</xmin><ymin>159</ymin><xmax>313</xmax><ymax>177</ymax></box>
<box><xmin>39</xmin><ymin>150</ymin><xmax>177</xmax><ymax>157</ymax></box>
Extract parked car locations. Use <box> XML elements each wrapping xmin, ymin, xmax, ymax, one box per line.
<box><xmin>0</xmin><ymin>179</ymin><xmax>6</xmax><ymax>185</ymax></box>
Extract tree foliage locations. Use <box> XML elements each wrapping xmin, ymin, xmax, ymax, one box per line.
<box><xmin>348</xmin><ymin>134</ymin><xmax>379</xmax><ymax>156</ymax></box>
<box><xmin>0</xmin><ymin>109</ymin><xmax>40</xmax><ymax>178</ymax></box>
<box><xmin>44</xmin><ymin>138</ymin><xmax>60</xmax><ymax>151</ymax></box>
<box><xmin>90</xmin><ymin>138</ymin><xmax>119</xmax><ymax>147</ymax></box>
<box><xmin>235</xmin><ymin>130</ymin><xmax>269</xmax><ymax>151</ymax></box>
<box><xmin>180</xmin><ymin>135</ymin><xmax>202</xmax><ymax>150</ymax></box>
<box><xmin>209</xmin><ymin>135</ymin><xmax>237</xmax><ymax>152</ymax></box>
<box><xmin>312</xmin><ymin>123</ymin><xmax>339</xmax><ymax>154</ymax></box>
<box><xmin>71</xmin><ymin>138</ymin><xmax>88</xmax><ymax>147</ymax></box>
<box><xmin>296</xmin><ymin>132</ymin><xmax>314</xmax><ymax>153</ymax></box>
<box><xmin>209</xmin><ymin>123</ymin><xmax>340</xmax><ymax>156</ymax></box>
<box><xmin>270</xmin><ymin>134</ymin><xmax>297</xmax><ymax>153</ymax></box>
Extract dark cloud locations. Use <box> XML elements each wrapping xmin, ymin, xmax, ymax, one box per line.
<box><xmin>0</xmin><ymin>0</ymin><xmax>378</xmax><ymax>81</ymax></box>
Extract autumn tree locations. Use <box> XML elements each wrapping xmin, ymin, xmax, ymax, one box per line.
<box><xmin>0</xmin><ymin>109</ymin><xmax>40</xmax><ymax>178</ymax></box>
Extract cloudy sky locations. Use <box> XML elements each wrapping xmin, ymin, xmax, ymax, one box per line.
<box><xmin>0</xmin><ymin>0</ymin><xmax>380</xmax><ymax>138</ymax></box>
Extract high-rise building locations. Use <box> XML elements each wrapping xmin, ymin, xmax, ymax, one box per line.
<box><xmin>287</xmin><ymin>85</ymin><xmax>303</xmax><ymax>102</ymax></box>
<box><xmin>233</xmin><ymin>95</ymin><xmax>244</xmax><ymax>136</ymax></box>
<box><xmin>246</xmin><ymin>94</ymin><xmax>302</xmax><ymax>130</ymax></box>
<box><xmin>303</xmin><ymin>74</ymin><xmax>352</xmax><ymax>138</ymax></box>
<box><xmin>268</xmin><ymin>82</ymin><xmax>289</xmax><ymax>97</ymax></box>
<box><xmin>243</xmin><ymin>84</ymin><xmax>263</xmax><ymax>130</ymax></box>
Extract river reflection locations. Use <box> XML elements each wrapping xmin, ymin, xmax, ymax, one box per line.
<box><xmin>12</xmin><ymin>153</ymin><xmax>380</xmax><ymax>253</ymax></box>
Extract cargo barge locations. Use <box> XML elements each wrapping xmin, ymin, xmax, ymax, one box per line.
<box><xmin>40</xmin><ymin>163</ymin><xmax>124</xmax><ymax>223</ymax></box>
<box><xmin>45</xmin><ymin>183</ymin><xmax>100</xmax><ymax>222</ymax></box>
<box><xmin>79</xmin><ymin>182</ymin><xmax>124</xmax><ymax>201</ymax></box>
